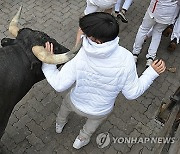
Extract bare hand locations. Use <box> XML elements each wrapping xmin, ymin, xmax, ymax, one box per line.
<box><xmin>45</xmin><ymin>42</ymin><xmax>54</xmax><ymax>54</ymax></box>
<box><xmin>151</xmin><ymin>59</ymin><xmax>166</xmax><ymax>74</ymax></box>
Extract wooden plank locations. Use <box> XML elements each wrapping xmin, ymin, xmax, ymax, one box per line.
<box><xmin>169</xmin><ymin>120</ymin><xmax>180</xmax><ymax>154</ymax></box>
<box><xmin>152</xmin><ymin>105</ymin><xmax>180</xmax><ymax>154</ymax></box>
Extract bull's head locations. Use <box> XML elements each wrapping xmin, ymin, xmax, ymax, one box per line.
<box><xmin>8</xmin><ymin>6</ymin><xmax>78</xmax><ymax>64</ymax></box>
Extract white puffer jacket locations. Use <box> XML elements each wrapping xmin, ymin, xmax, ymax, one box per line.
<box><xmin>42</xmin><ymin>36</ymin><xmax>159</xmax><ymax>116</ymax></box>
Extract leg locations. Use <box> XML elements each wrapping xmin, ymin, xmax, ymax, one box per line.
<box><xmin>122</xmin><ymin>0</ymin><xmax>133</xmax><ymax>11</ymax></box>
<box><xmin>115</xmin><ymin>0</ymin><xmax>123</xmax><ymax>12</ymax></box>
<box><xmin>56</xmin><ymin>93</ymin><xmax>72</xmax><ymax>129</ymax></box>
<box><xmin>73</xmin><ymin>114</ymin><xmax>109</xmax><ymax>149</ymax></box>
<box><xmin>146</xmin><ymin>27</ymin><xmax>153</xmax><ymax>39</ymax></box>
<box><xmin>146</xmin><ymin>22</ymin><xmax>168</xmax><ymax>59</ymax></box>
<box><xmin>117</xmin><ymin>0</ymin><xmax>133</xmax><ymax>23</ymax></box>
<box><xmin>133</xmin><ymin>12</ymin><xmax>155</xmax><ymax>56</ymax></box>
<box><xmin>167</xmin><ymin>13</ymin><xmax>180</xmax><ymax>51</ymax></box>
<box><xmin>80</xmin><ymin>116</ymin><xmax>108</xmax><ymax>139</ymax></box>
<box><xmin>171</xmin><ymin>15</ymin><xmax>180</xmax><ymax>44</ymax></box>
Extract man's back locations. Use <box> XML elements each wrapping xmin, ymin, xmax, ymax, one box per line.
<box><xmin>70</xmin><ymin>36</ymin><xmax>136</xmax><ymax>116</ymax></box>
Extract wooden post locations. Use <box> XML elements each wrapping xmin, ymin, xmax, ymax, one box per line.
<box><xmin>169</xmin><ymin>119</ymin><xmax>180</xmax><ymax>154</ymax></box>
<box><xmin>152</xmin><ymin>105</ymin><xmax>180</xmax><ymax>154</ymax></box>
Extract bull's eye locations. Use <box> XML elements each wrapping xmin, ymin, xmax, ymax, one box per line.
<box><xmin>40</xmin><ymin>36</ymin><xmax>45</xmax><ymax>40</ymax></box>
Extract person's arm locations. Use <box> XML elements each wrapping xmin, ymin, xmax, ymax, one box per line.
<box><xmin>42</xmin><ymin>42</ymin><xmax>76</xmax><ymax>92</ymax></box>
<box><xmin>75</xmin><ymin>28</ymin><xmax>84</xmax><ymax>48</ymax></box>
<box><xmin>122</xmin><ymin>59</ymin><xmax>166</xmax><ymax>100</ymax></box>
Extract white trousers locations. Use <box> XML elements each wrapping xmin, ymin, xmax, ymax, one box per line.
<box><xmin>84</xmin><ymin>0</ymin><xmax>117</xmax><ymax>15</ymax></box>
<box><xmin>115</xmin><ymin>0</ymin><xmax>133</xmax><ymax>12</ymax></box>
<box><xmin>171</xmin><ymin>14</ymin><xmax>180</xmax><ymax>44</ymax></box>
<box><xmin>56</xmin><ymin>91</ymin><xmax>110</xmax><ymax>139</ymax></box>
<box><xmin>132</xmin><ymin>12</ymin><xmax>168</xmax><ymax>59</ymax></box>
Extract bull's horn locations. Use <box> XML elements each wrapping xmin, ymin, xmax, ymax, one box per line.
<box><xmin>32</xmin><ymin>46</ymin><xmax>75</xmax><ymax>64</ymax></box>
<box><xmin>69</xmin><ymin>38</ymin><xmax>82</xmax><ymax>54</ymax></box>
<box><xmin>9</xmin><ymin>6</ymin><xmax>22</xmax><ymax>37</ymax></box>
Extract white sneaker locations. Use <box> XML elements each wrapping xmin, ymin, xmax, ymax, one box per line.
<box><xmin>73</xmin><ymin>136</ymin><xmax>90</xmax><ymax>149</ymax></box>
<box><xmin>56</xmin><ymin>122</ymin><xmax>67</xmax><ymax>134</ymax></box>
<box><xmin>146</xmin><ymin>58</ymin><xmax>153</xmax><ymax>68</ymax></box>
<box><xmin>133</xmin><ymin>54</ymin><xmax>138</xmax><ymax>63</ymax></box>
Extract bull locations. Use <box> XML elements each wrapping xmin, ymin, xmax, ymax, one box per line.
<box><xmin>0</xmin><ymin>6</ymin><xmax>78</xmax><ymax>139</ymax></box>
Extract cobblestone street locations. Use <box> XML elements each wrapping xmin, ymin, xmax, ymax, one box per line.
<box><xmin>0</xmin><ymin>0</ymin><xmax>179</xmax><ymax>153</ymax></box>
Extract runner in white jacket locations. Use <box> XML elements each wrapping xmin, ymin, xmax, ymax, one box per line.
<box><xmin>42</xmin><ymin>12</ymin><xmax>166</xmax><ymax>149</ymax></box>
<box><xmin>132</xmin><ymin>0</ymin><xmax>179</xmax><ymax>67</ymax></box>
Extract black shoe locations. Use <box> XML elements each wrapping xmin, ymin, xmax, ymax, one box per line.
<box><xmin>133</xmin><ymin>54</ymin><xmax>138</xmax><ymax>63</ymax></box>
<box><xmin>162</xmin><ymin>24</ymin><xmax>173</xmax><ymax>37</ymax></box>
<box><xmin>117</xmin><ymin>10</ymin><xmax>128</xmax><ymax>23</ymax></box>
<box><xmin>167</xmin><ymin>38</ymin><xmax>177</xmax><ymax>52</ymax></box>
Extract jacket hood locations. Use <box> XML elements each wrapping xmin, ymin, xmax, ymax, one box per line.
<box><xmin>82</xmin><ymin>35</ymin><xmax>119</xmax><ymax>58</ymax></box>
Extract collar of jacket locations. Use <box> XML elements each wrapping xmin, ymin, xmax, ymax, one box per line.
<box><xmin>82</xmin><ymin>35</ymin><xmax>120</xmax><ymax>59</ymax></box>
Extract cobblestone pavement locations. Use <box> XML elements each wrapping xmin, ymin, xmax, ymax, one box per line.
<box><xmin>0</xmin><ymin>0</ymin><xmax>179</xmax><ymax>154</ymax></box>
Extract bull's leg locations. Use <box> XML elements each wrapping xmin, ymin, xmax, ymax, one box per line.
<box><xmin>0</xmin><ymin>120</ymin><xmax>7</xmax><ymax>139</ymax></box>
<box><xmin>0</xmin><ymin>101</ymin><xmax>14</xmax><ymax>140</ymax></box>
<box><xmin>1</xmin><ymin>38</ymin><xmax>15</xmax><ymax>47</ymax></box>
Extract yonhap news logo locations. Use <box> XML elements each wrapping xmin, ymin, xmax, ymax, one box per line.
<box><xmin>96</xmin><ymin>132</ymin><xmax>176</xmax><ymax>149</ymax></box>
<box><xmin>96</xmin><ymin>132</ymin><xmax>111</xmax><ymax>148</ymax></box>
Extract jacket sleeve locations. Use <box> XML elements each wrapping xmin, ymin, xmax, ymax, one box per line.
<box><xmin>121</xmin><ymin>65</ymin><xmax>159</xmax><ymax>100</ymax></box>
<box><xmin>41</xmin><ymin>58</ymin><xmax>76</xmax><ymax>92</ymax></box>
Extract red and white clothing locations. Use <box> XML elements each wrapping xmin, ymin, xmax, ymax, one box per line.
<box><xmin>133</xmin><ymin>0</ymin><xmax>179</xmax><ymax>59</ymax></box>
<box><xmin>148</xmin><ymin>0</ymin><xmax>178</xmax><ymax>24</ymax></box>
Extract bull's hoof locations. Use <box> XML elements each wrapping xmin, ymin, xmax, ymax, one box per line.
<box><xmin>1</xmin><ymin>38</ymin><xmax>15</xmax><ymax>47</ymax></box>
<box><xmin>167</xmin><ymin>38</ymin><xmax>177</xmax><ymax>52</ymax></box>
<box><xmin>162</xmin><ymin>24</ymin><xmax>173</xmax><ymax>37</ymax></box>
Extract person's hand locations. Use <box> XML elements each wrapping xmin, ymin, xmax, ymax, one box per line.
<box><xmin>151</xmin><ymin>59</ymin><xmax>166</xmax><ymax>74</ymax></box>
<box><xmin>45</xmin><ymin>42</ymin><xmax>54</xmax><ymax>54</ymax></box>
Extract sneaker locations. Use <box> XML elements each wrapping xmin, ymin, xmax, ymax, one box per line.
<box><xmin>73</xmin><ymin>136</ymin><xmax>90</xmax><ymax>149</ymax></box>
<box><xmin>167</xmin><ymin>38</ymin><xmax>177</xmax><ymax>52</ymax></box>
<box><xmin>133</xmin><ymin>54</ymin><xmax>138</xmax><ymax>63</ymax></box>
<box><xmin>117</xmin><ymin>10</ymin><xmax>128</xmax><ymax>23</ymax></box>
<box><xmin>146</xmin><ymin>57</ymin><xmax>153</xmax><ymax>68</ymax></box>
<box><xmin>56</xmin><ymin>122</ymin><xmax>67</xmax><ymax>134</ymax></box>
<box><xmin>112</xmin><ymin>11</ymin><xmax>119</xmax><ymax>18</ymax></box>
